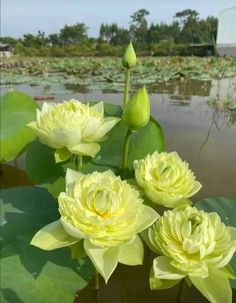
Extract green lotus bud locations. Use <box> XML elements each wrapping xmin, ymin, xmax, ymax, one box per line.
<box><xmin>122</xmin><ymin>42</ymin><xmax>137</xmax><ymax>69</ymax></box>
<box><xmin>123</xmin><ymin>86</ymin><xmax>150</xmax><ymax>131</ymax></box>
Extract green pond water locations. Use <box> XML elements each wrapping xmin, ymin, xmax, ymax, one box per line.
<box><xmin>1</xmin><ymin>78</ymin><xmax>236</xmax><ymax>303</ymax></box>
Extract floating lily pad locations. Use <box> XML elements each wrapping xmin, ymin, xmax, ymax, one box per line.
<box><xmin>0</xmin><ymin>186</ymin><xmax>94</xmax><ymax>303</ymax></box>
<box><xmin>0</xmin><ymin>91</ymin><xmax>37</xmax><ymax>162</ymax></box>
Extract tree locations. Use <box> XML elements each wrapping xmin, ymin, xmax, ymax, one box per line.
<box><xmin>174</xmin><ymin>9</ymin><xmax>199</xmax><ymax>29</ymax></box>
<box><xmin>174</xmin><ymin>9</ymin><xmax>200</xmax><ymax>43</ymax></box>
<box><xmin>110</xmin><ymin>28</ymin><xmax>130</xmax><ymax>45</ymax></box>
<box><xmin>22</xmin><ymin>31</ymin><xmax>48</xmax><ymax>47</ymax></box>
<box><xmin>99</xmin><ymin>23</ymin><xmax>129</xmax><ymax>45</ymax></box>
<box><xmin>147</xmin><ymin>21</ymin><xmax>181</xmax><ymax>44</ymax></box>
<box><xmin>129</xmin><ymin>9</ymin><xmax>150</xmax><ymax>44</ymax></box>
<box><xmin>99</xmin><ymin>23</ymin><xmax>118</xmax><ymax>43</ymax></box>
<box><xmin>48</xmin><ymin>33</ymin><xmax>60</xmax><ymax>47</ymax></box>
<box><xmin>59</xmin><ymin>23</ymin><xmax>88</xmax><ymax>45</ymax></box>
<box><xmin>204</xmin><ymin>16</ymin><xmax>218</xmax><ymax>43</ymax></box>
<box><xmin>99</xmin><ymin>23</ymin><xmax>108</xmax><ymax>42</ymax></box>
<box><xmin>0</xmin><ymin>36</ymin><xmax>18</xmax><ymax>47</ymax></box>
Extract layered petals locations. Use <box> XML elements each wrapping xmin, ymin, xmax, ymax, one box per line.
<box><xmin>147</xmin><ymin>206</ymin><xmax>236</xmax><ymax>303</ymax></box>
<box><xmin>31</xmin><ymin>169</ymin><xmax>159</xmax><ymax>283</ymax></box>
<box><xmin>134</xmin><ymin>151</ymin><xmax>202</xmax><ymax>208</ymax></box>
<box><xmin>28</xmin><ymin>100</ymin><xmax>120</xmax><ymax>159</ymax></box>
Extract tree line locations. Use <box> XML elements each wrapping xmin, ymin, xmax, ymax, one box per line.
<box><xmin>0</xmin><ymin>9</ymin><xmax>218</xmax><ymax>57</ymax></box>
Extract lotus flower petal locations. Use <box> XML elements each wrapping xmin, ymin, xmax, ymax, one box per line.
<box><xmin>27</xmin><ymin>100</ymin><xmax>119</xmax><ymax>158</ymax></box>
<box><xmin>31</xmin><ymin>220</ymin><xmax>78</xmax><ymax>250</ymax></box>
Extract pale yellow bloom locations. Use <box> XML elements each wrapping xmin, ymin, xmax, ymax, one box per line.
<box><xmin>149</xmin><ymin>206</ymin><xmax>236</xmax><ymax>278</ymax></box>
<box><xmin>147</xmin><ymin>206</ymin><xmax>236</xmax><ymax>303</ymax></box>
<box><xmin>59</xmin><ymin>169</ymin><xmax>158</xmax><ymax>247</ymax></box>
<box><xmin>28</xmin><ymin>100</ymin><xmax>120</xmax><ymax>158</ymax></box>
<box><xmin>134</xmin><ymin>151</ymin><xmax>202</xmax><ymax>208</ymax></box>
<box><xmin>31</xmin><ymin>169</ymin><xmax>158</xmax><ymax>282</ymax></box>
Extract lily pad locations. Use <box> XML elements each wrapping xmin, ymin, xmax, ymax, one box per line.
<box><xmin>25</xmin><ymin>139</ymin><xmax>64</xmax><ymax>184</ymax></box>
<box><xmin>0</xmin><ymin>186</ymin><xmax>94</xmax><ymax>303</ymax></box>
<box><xmin>0</xmin><ymin>91</ymin><xmax>37</xmax><ymax>162</ymax></box>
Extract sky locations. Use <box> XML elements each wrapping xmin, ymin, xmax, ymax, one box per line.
<box><xmin>1</xmin><ymin>0</ymin><xmax>236</xmax><ymax>38</ymax></box>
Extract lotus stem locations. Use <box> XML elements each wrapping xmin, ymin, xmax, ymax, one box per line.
<box><xmin>177</xmin><ymin>279</ymin><xmax>184</xmax><ymax>303</ymax></box>
<box><xmin>92</xmin><ymin>270</ymin><xmax>100</xmax><ymax>303</ymax></box>
<box><xmin>95</xmin><ymin>269</ymin><xmax>99</xmax><ymax>290</ymax></box>
<box><xmin>123</xmin><ymin>68</ymin><xmax>131</xmax><ymax>107</ymax></box>
<box><xmin>76</xmin><ymin>155</ymin><xmax>82</xmax><ymax>171</ymax></box>
<box><xmin>121</xmin><ymin>128</ymin><xmax>132</xmax><ymax>179</ymax></box>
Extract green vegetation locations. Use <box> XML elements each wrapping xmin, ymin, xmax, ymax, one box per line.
<box><xmin>0</xmin><ymin>92</ymin><xmax>37</xmax><ymax>161</ymax></box>
<box><xmin>0</xmin><ymin>9</ymin><xmax>218</xmax><ymax>57</ymax></box>
<box><xmin>1</xmin><ymin>56</ymin><xmax>236</xmax><ymax>92</ymax></box>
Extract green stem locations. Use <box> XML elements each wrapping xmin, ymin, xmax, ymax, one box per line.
<box><xmin>95</xmin><ymin>270</ymin><xmax>99</xmax><ymax>290</ymax></box>
<box><xmin>123</xmin><ymin>68</ymin><xmax>131</xmax><ymax>107</ymax></box>
<box><xmin>177</xmin><ymin>279</ymin><xmax>184</xmax><ymax>303</ymax></box>
<box><xmin>75</xmin><ymin>155</ymin><xmax>82</xmax><ymax>171</ymax></box>
<box><xmin>121</xmin><ymin>129</ymin><xmax>132</xmax><ymax>179</ymax></box>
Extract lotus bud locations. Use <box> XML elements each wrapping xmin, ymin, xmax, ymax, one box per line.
<box><xmin>123</xmin><ymin>86</ymin><xmax>150</xmax><ymax>131</ymax></box>
<box><xmin>122</xmin><ymin>42</ymin><xmax>137</xmax><ymax>69</ymax></box>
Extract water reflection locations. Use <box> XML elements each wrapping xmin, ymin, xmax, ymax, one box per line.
<box><xmin>65</xmin><ymin>83</ymin><xmax>90</xmax><ymax>94</ymax></box>
<box><xmin>154</xmin><ymin>79</ymin><xmax>212</xmax><ymax>97</ymax></box>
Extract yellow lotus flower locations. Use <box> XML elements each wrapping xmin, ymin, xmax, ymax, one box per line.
<box><xmin>28</xmin><ymin>100</ymin><xmax>120</xmax><ymax>160</ymax></box>
<box><xmin>134</xmin><ymin>151</ymin><xmax>202</xmax><ymax>208</ymax></box>
<box><xmin>147</xmin><ymin>206</ymin><xmax>236</xmax><ymax>303</ymax></box>
<box><xmin>31</xmin><ymin>169</ymin><xmax>158</xmax><ymax>282</ymax></box>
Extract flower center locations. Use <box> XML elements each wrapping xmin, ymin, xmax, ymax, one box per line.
<box><xmin>189</xmin><ymin>214</ymin><xmax>202</xmax><ymax>234</ymax></box>
<box><xmin>87</xmin><ymin>189</ymin><xmax>119</xmax><ymax>218</ymax></box>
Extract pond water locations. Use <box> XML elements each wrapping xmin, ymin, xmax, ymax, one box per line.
<box><xmin>2</xmin><ymin>78</ymin><xmax>236</xmax><ymax>199</ymax></box>
<box><xmin>1</xmin><ymin>78</ymin><xmax>236</xmax><ymax>303</ymax></box>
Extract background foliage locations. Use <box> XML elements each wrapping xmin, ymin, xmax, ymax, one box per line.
<box><xmin>1</xmin><ymin>9</ymin><xmax>218</xmax><ymax>57</ymax></box>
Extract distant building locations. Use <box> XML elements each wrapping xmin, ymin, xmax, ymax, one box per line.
<box><xmin>189</xmin><ymin>43</ymin><xmax>214</xmax><ymax>56</ymax></box>
<box><xmin>216</xmin><ymin>7</ymin><xmax>236</xmax><ymax>56</ymax></box>
<box><xmin>0</xmin><ymin>43</ymin><xmax>13</xmax><ymax>57</ymax></box>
